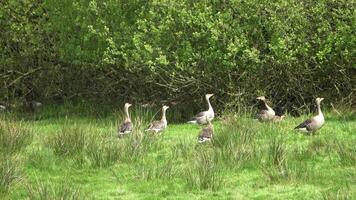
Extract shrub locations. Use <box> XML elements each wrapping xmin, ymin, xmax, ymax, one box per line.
<box><xmin>1</xmin><ymin>0</ymin><xmax>354</xmax><ymax>113</ymax></box>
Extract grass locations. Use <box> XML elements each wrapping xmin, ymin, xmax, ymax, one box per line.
<box><xmin>0</xmin><ymin>107</ymin><xmax>355</xmax><ymax>199</ymax></box>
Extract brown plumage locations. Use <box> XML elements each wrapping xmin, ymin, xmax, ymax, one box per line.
<box><xmin>256</xmin><ymin>96</ymin><xmax>275</xmax><ymax>121</ymax></box>
<box><xmin>118</xmin><ymin>103</ymin><xmax>133</xmax><ymax>136</ymax></box>
<box><xmin>295</xmin><ymin>97</ymin><xmax>325</xmax><ymax>133</ymax></box>
<box><xmin>272</xmin><ymin>115</ymin><xmax>285</xmax><ymax>122</ymax></box>
<box><xmin>198</xmin><ymin>120</ymin><xmax>213</xmax><ymax>143</ymax></box>
<box><xmin>188</xmin><ymin>94</ymin><xmax>214</xmax><ymax>124</ymax></box>
<box><xmin>146</xmin><ymin>105</ymin><xmax>169</xmax><ymax>134</ymax></box>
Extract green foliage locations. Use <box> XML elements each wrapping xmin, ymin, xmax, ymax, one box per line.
<box><xmin>0</xmin><ymin>0</ymin><xmax>356</xmax><ymax>108</ymax></box>
<box><xmin>0</xmin><ymin>0</ymin><xmax>355</xmax><ymax>112</ymax></box>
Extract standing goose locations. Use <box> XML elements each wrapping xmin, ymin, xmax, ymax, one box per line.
<box><xmin>146</xmin><ymin>105</ymin><xmax>169</xmax><ymax>134</ymax></box>
<box><xmin>256</xmin><ymin>96</ymin><xmax>275</xmax><ymax>121</ymax></box>
<box><xmin>198</xmin><ymin>118</ymin><xmax>214</xmax><ymax>143</ymax></box>
<box><xmin>295</xmin><ymin>97</ymin><xmax>325</xmax><ymax>133</ymax></box>
<box><xmin>118</xmin><ymin>103</ymin><xmax>133</xmax><ymax>136</ymax></box>
<box><xmin>188</xmin><ymin>94</ymin><xmax>214</xmax><ymax>124</ymax></box>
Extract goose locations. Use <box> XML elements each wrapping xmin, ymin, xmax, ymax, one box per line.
<box><xmin>198</xmin><ymin>118</ymin><xmax>214</xmax><ymax>143</ymax></box>
<box><xmin>118</xmin><ymin>103</ymin><xmax>133</xmax><ymax>136</ymax></box>
<box><xmin>256</xmin><ymin>96</ymin><xmax>275</xmax><ymax>121</ymax></box>
<box><xmin>146</xmin><ymin>105</ymin><xmax>169</xmax><ymax>134</ymax></box>
<box><xmin>188</xmin><ymin>94</ymin><xmax>214</xmax><ymax>124</ymax></box>
<box><xmin>295</xmin><ymin>97</ymin><xmax>325</xmax><ymax>133</ymax></box>
<box><xmin>25</xmin><ymin>100</ymin><xmax>42</xmax><ymax>113</ymax></box>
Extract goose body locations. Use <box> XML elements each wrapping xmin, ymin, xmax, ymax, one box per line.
<box><xmin>295</xmin><ymin>97</ymin><xmax>325</xmax><ymax>133</ymax></box>
<box><xmin>272</xmin><ymin>115</ymin><xmax>285</xmax><ymax>122</ymax></box>
<box><xmin>256</xmin><ymin>96</ymin><xmax>275</xmax><ymax>121</ymax></box>
<box><xmin>118</xmin><ymin>103</ymin><xmax>133</xmax><ymax>135</ymax></box>
<box><xmin>188</xmin><ymin>94</ymin><xmax>214</xmax><ymax>124</ymax></box>
<box><xmin>198</xmin><ymin>120</ymin><xmax>213</xmax><ymax>143</ymax></box>
<box><xmin>24</xmin><ymin>100</ymin><xmax>42</xmax><ymax>113</ymax></box>
<box><xmin>146</xmin><ymin>105</ymin><xmax>169</xmax><ymax>134</ymax></box>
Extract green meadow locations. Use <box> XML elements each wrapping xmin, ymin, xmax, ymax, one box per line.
<box><xmin>1</xmin><ymin>106</ymin><xmax>355</xmax><ymax>200</ymax></box>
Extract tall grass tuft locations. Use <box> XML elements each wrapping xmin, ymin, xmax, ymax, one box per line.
<box><xmin>85</xmin><ymin>136</ymin><xmax>122</xmax><ymax>168</ymax></box>
<box><xmin>48</xmin><ymin>123</ymin><xmax>86</xmax><ymax>157</ymax></box>
<box><xmin>183</xmin><ymin>147</ymin><xmax>224</xmax><ymax>191</ymax></box>
<box><xmin>335</xmin><ymin>141</ymin><xmax>356</xmax><ymax>166</ymax></box>
<box><xmin>117</xmin><ymin>116</ymin><xmax>163</xmax><ymax>163</ymax></box>
<box><xmin>0</xmin><ymin>156</ymin><xmax>23</xmax><ymax>195</ymax></box>
<box><xmin>26</xmin><ymin>178</ymin><xmax>85</xmax><ymax>200</ymax></box>
<box><xmin>0</xmin><ymin>120</ymin><xmax>32</xmax><ymax>155</ymax></box>
<box><xmin>26</xmin><ymin>148</ymin><xmax>56</xmax><ymax>170</ymax></box>
<box><xmin>322</xmin><ymin>185</ymin><xmax>354</xmax><ymax>200</ymax></box>
<box><xmin>134</xmin><ymin>155</ymin><xmax>176</xmax><ymax>181</ymax></box>
<box><xmin>213</xmin><ymin>115</ymin><xmax>257</xmax><ymax>169</ymax></box>
<box><xmin>261</xmin><ymin>137</ymin><xmax>291</xmax><ymax>182</ymax></box>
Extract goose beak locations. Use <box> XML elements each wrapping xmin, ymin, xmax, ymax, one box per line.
<box><xmin>206</xmin><ymin>94</ymin><xmax>214</xmax><ymax>98</ymax></box>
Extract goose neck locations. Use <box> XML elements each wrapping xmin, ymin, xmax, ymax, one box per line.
<box><xmin>125</xmin><ymin>106</ymin><xmax>130</xmax><ymax>121</ymax></box>
<box><xmin>317</xmin><ymin>101</ymin><xmax>323</xmax><ymax>117</ymax></box>
<box><xmin>206</xmin><ymin>96</ymin><xmax>213</xmax><ymax>111</ymax></box>
<box><xmin>161</xmin><ymin>108</ymin><xmax>167</xmax><ymax>121</ymax></box>
<box><xmin>264</xmin><ymin>101</ymin><xmax>273</xmax><ymax>111</ymax></box>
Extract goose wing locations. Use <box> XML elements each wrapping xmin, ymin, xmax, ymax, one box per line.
<box><xmin>199</xmin><ymin>126</ymin><xmax>213</xmax><ymax>139</ymax></box>
<box><xmin>119</xmin><ymin>121</ymin><xmax>132</xmax><ymax>133</ymax></box>
<box><xmin>192</xmin><ymin>111</ymin><xmax>207</xmax><ymax>120</ymax></box>
<box><xmin>257</xmin><ymin>109</ymin><xmax>268</xmax><ymax>120</ymax></box>
<box><xmin>148</xmin><ymin>120</ymin><xmax>165</xmax><ymax>131</ymax></box>
<box><xmin>294</xmin><ymin>119</ymin><xmax>313</xmax><ymax>130</ymax></box>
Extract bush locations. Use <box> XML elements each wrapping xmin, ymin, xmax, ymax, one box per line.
<box><xmin>1</xmin><ymin>0</ymin><xmax>354</xmax><ymax>114</ymax></box>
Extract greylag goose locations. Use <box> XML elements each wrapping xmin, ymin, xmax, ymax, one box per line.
<box><xmin>295</xmin><ymin>97</ymin><xmax>325</xmax><ymax>133</ymax></box>
<box><xmin>188</xmin><ymin>94</ymin><xmax>214</xmax><ymax>124</ymax></box>
<box><xmin>118</xmin><ymin>103</ymin><xmax>133</xmax><ymax>136</ymax></box>
<box><xmin>198</xmin><ymin>118</ymin><xmax>214</xmax><ymax>143</ymax></box>
<box><xmin>256</xmin><ymin>96</ymin><xmax>275</xmax><ymax>121</ymax></box>
<box><xmin>25</xmin><ymin>101</ymin><xmax>42</xmax><ymax>113</ymax></box>
<box><xmin>146</xmin><ymin>105</ymin><xmax>169</xmax><ymax>134</ymax></box>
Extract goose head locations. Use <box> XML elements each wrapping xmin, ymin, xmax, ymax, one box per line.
<box><xmin>125</xmin><ymin>103</ymin><xmax>132</xmax><ymax>108</ymax></box>
<box><xmin>31</xmin><ymin>101</ymin><xmax>42</xmax><ymax>107</ymax></box>
<box><xmin>206</xmin><ymin>94</ymin><xmax>214</xmax><ymax>99</ymax></box>
<box><xmin>256</xmin><ymin>96</ymin><xmax>266</xmax><ymax>101</ymax></box>
<box><xmin>316</xmin><ymin>97</ymin><xmax>324</xmax><ymax>104</ymax></box>
<box><xmin>163</xmin><ymin>105</ymin><xmax>169</xmax><ymax>111</ymax></box>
